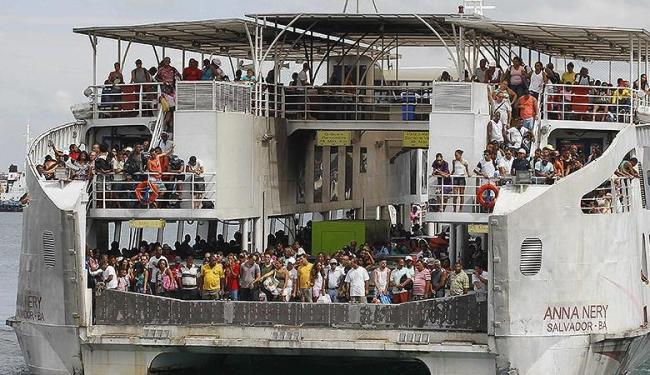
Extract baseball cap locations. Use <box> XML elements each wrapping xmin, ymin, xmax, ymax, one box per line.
<box><xmin>405</xmin><ymin>255</ymin><xmax>413</xmax><ymax>261</ymax></box>
<box><xmin>329</xmin><ymin>259</ymin><xmax>338</xmax><ymax>265</ymax></box>
<box><xmin>518</xmin><ymin>148</ymin><xmax>526</xmax><ymax>154</ymax></box>
<box><xmin>286</xmin><ymin>257</ymin><xmax>296</xmax><ymax>265</ymax></box>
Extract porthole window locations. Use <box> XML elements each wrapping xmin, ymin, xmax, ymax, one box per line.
<box><xmin>520</xmin><ymin>238</ymin><xmax>542</xmax><ymax>276</ymax></box>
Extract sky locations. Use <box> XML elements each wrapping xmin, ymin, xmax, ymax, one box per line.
<box><xmin>0</xmin><ymin>0</ymin><xmax>649</xmax><ymax>168</ymax></box>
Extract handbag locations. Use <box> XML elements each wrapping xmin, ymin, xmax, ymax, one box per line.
<box><xmin>317</xmin><ymin>294</ymin><xmax>332</xmax><ymax>303</ymax></box>
<box><xmin>162</xmin><ymin>273</ymin><xmax>177</xmax><ymax>292</ymax></box>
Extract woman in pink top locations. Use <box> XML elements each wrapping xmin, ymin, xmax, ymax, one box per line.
<box><xmin>506</xmin><ymin>57</ymin><xmax>528</xmax><ymax>98</ymax></box>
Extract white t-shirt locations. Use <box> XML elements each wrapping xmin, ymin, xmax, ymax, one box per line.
<box><xmin>507</xmin><ymin>127</ymin><xmax>528</xmax><ymax>149</ymax></box>
<box><xmin>471</xmin><ymin>271</ymin><xmax>488</xmax><ymax>294</ymax></box>
<box><xmin>180</xmin><ymin>264</ymin><xmax>199</xmax><ymax>289</ymax></box>
<box><xmin>475</xmin><ymin>158</ymin><xmax>498</xmax><ymax>178</ymax></box>
<box><xmin>157</xmin><ymin>139</ymin><xmax>174</xmax><ymax>154</ymax></box>
<box><xmin>492</xmin><ymin>99</ymin><xmax>511</xmax><ymax>126</ymax></box>
<box><xmin>186</xmin><ymin>159</ymin><xmax>204</xmax><ymax>177</ymax></box>
<box><xmin>147</xmin><ymin>255</ymin><xmax>168</xmax><ymax>282</ymax></box>
<box><xmin>391</xmin><ymin>267</ymin><xmax>415</xmax><ymax>294</ymax></box>
<box><xmin>499</xmin><ymin>157</ymin><xmax>514</xmax><ymax>176</ymax></box>
<box><xmin>103</xmin><ymin>266</ymin><xmax>118</xmax><ymax>289</ymax></box>
<box><xmin>345</xmin><ymin>266</ymin><xmax>369</xmax><ymax>297</ymax></box>
<box><xmin>488</xmin><ymin>120</ymin><xmax>504</xmax><ymax>143</ymax></box>
<box><xmin>535</xmin><ymin>160</ymin><xmax>555</xmax><ymax>175</ymax></box>
<box><xmin>529</xmin><ymin>71</ymin><xmax>544</xmax><ymax>93</ymax></box>
<box><xmin>298</xmin><ymin>70</ymin><xmax>309</xmax><ymax>86</ymax></box>
<box><xmin>451</xmin><ymin>159</ymin><xmax>469</xmax><ymax>176</ymax></box>
<box><xmin>326</xmin><ymin>266</ymin><xmax>344</xmax><ymax>289</ymax></box>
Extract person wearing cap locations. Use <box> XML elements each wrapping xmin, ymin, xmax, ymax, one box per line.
<box><xmin>390</xmin><ymin>259</ymin><xmax>414</xmax><ymax>304</ymax></box>
<box><xmin>131</xmin><ymin>59</ymin><xmax>151</xmax><ymax>84</ymax></box>
<box><xmin>182</xmin><ymin>58</ymin><xmax>202</xmax><ymax>81</ymax></box>
<box><xmin>404</xmin><ymin>255</ymin><xmax>414</xmax><ymax>270</ymax></box>
<box><xmin>325</xmin><ymin>258</ymin><xmax>344</xmax><ymax>302</ymax></box>
<box><xmin>474</xmin><ymin>149</ymin><xmax>499</xmax><ymax>179</ymax></box>
<box><xmin>511</xmin><ymin>148</ymin><xmax>531</xmax><ymax>176</ymax></box>
<box><xmin>210</xmin><ymin>58</ymin><xmax>225</xmax><ymax>81</ymax></box>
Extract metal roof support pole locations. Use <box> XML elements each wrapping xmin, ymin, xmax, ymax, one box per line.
<box><xmin>630</xmin><ymin>34</ymin><xmax>634</xmax><ymax>88</ymax></box>
<box><xmin>162</xmin><ymin>46</ymin><xmax>166</xmax><ymax>59</ymax></box>
<box><xmin>121</xmin><ymin>41</ymin><xmax>132</xmax><ymax>69</ymax></box>
<box><xmin>508</xmin><ymin>42</ymin><xmax>512</xmax><ymax>63</ymax></box>
<box><xmin>609</xmin><ymin>61</ymin><xmax>612</xmax><ymax>84</ymax></box>
<box><xmin>646</xmin><ymin>41</ymin><xmax>648</xmax><ymax>78</ymax></box>
<box><xmin>413</xmin><ymin>14</ymin><xmax>459</xmax><ymax>75</ymax></box>
<box><xmin>182</xmin><ymin>50</ymin><xmax>186</xmax><ymax>69</ymax></box>
<box><xmin>528</xmin><ymin>48</ymin><xmax>531</xmax><ymax>67</ymax></box>
<box><xmin>152</xmin><ymin>45</ymin><xmax>160</xmax><ymax>66</ymax></box>
<box><xmin>117</xmin><ymin>37</ymin><xmax>121</xmax><ymax>66</ymax></box>
<box><xmin>458</xmin><ymin>26</ymin><xmax>465</xmax><ymax>80</ymax></box>
<box><xmin>89</xmin><ymin>34</ymin><xmax>97</xmax><ymax>86</ymax></box>
<box><xmin>311</xmin><ymin>31</ymin><xmax>315</xmax><ymax>84</ymax></box>
<box><xmin>396</xmin><ymin>33</ymin><xmax>400</xmax><ymax>84</ymax></box>
<box><xmin>496</xmin><ymin>39</ymin><xmax>500</xmax><ymax>67</ymax></box>
<box><xmin>259</xmin><ymin>14</ymin><xmax>304</xmax><ymax>69</ymax></box>
<box><xmin>638</xmin><ymin>36</ymin><xmax>642</xmax><ymax>86</ymax></box>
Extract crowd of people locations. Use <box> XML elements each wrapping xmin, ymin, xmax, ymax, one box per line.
<box><xmin>35</xmin><ymin>136</ymin><xmax>209</xmax><ymax>208</ymax></box>
<box><xmin>88</xmin><ymin>235</ymin><xmax>487</xmax><ymax>305</ymax></box>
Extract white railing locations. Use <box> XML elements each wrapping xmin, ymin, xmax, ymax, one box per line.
<box><xmin>89</xmin><ymin>82</ymin><xmax>162</xmax><ymax>119</ymax></box>
<box><xmin>282</xmin><ymin>85</ymin><xmax>432</xmax><ymax>121</ymax></box>
<box><xmin>88</xmin><ymin>172</ymin><xmax>216</xmax><ymax>210</ymax></box>
<box><xmin>176</xmin><ymin>81</ymin><xmax>252</xmax><ymax>113</ymax></box>
<box><xmin>148</xmin><ymin>110</ymin><xmax>165</xmax><ymax>152</ymax></box>
<box><xmin>28</xmin><ymin>122</ymin><xmax>85</xmax><ymax>177</ymax></box>
<box><xmin>542</xmin><ymin>83</ymin><xmax>648</xmax><ymax>123</ymax></box>
<box><xmin>431</xmin><ymin>82</ymin><xmax>473</xmax><ymax>112</ymax></box>
<box><xmin>427</xmin><ymin>175</ymin><xmax>553</xmax><ymax>213</ymax></box>
<box><xmin>580</xmin><ymin>177</ymin><xmax>634</xmax><ymax>214</ymax></box>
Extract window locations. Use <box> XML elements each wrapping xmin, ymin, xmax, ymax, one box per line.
<box><xmin>314</xmin><ymin>146</ymin><xmax>323</xmax><ymax>203</ymax></box>
<box><xmin>520</xmin><ymin>238</ymin><xmax>542</xmax><ymax>276</ymax></box>
<box><xmin>42</xmin><ymin>231</ymin><xmax>56</xmax><ymax>268</ymax></box>
<box><xmin>330</xmin><ymin>147</ymin><xmax>339</xmax><ymax>201</ymax></box>
<box><xmin>345</xmin><ymin>146</ymin><xmax>353</xmax><ymax>200</ymax></box>
<box><xmin>360</xmin><ymin>147</ymin><xmax>367</xmax><ymax>173</ymax></box>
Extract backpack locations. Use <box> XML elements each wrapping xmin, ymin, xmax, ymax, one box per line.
<box><xmin>124</xmin><ymin>156</ymin><xmax>140</xmax><ymax>175</ymax></box>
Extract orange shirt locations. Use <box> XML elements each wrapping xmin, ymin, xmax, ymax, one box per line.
<box><xmin>148</xmin><ymin>156</ymin><xmax>162</xmax><ymax>179</ymax></box>
<box><xmin>519</xmin><ymin>96</ymin><xmax>536</xmax><ymax>119</ymax></box>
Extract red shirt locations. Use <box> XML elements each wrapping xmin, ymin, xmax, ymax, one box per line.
<box><xmin>225</xmin><ymin>263</ymin><xmax>240</xmax><ymax>291</ymax></box>
<box><xmin>69</xmin><ymin>152</ymin><xmax>80</xmax><ymax>161</ymax></box>
<box><xmin>183</xmin><ymin>67</ymin><xmax>202</xmax><ymax>81</ymax></box>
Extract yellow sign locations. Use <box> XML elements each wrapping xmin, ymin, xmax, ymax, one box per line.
<box><xmin>317</xmin><ymin>131</ymin><xmax>351</xmax><ymax>146</ymax></box>
<box><xmin>468</xmin><ymin>224</ymin><xmax>489</xmax><ymax>234</ymax></box>
<box><xmin>402</xmin><ymin>131</ymin><xmax>429</xmax><ymax>148</ymax></box>
<box><xmin>129</xmin><ymin>219</ymin><xmax>166</xmax><ymax>229</ymax></box>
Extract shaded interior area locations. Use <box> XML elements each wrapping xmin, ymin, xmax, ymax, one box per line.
<box><xmin>149</xmin><ymin>353</ymin><xmax>430</xmax><ymax>375</ymax></box>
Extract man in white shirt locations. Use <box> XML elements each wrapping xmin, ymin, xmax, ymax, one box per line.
<box><xmin>101</xmin><ymin>260</ymin><xmax>118</xmax><ymax>290</ymax></box>
<box><xmin>534</xmin><ymin>155</ymin><xmax>555</xmax><ymax>180</ymax></box>
<box><xmin>325</xmin><ymin>259</ymin><xmax>344</xmax><ymax>302</ymax></box>
<box><xmin>486</xmin><ymin>111</ymin><xmax>505</xmax><ymax>145</ymax></box>
<box><xmin>180</xmin><ymin>256</ymin><xmax>199</xmax><ymax>300</ymax></box>
<box><xmin>298</xmin><ymin>62</ymin><xmax>310</xmax><ymax>86</ymax></box>
<box><xmin>506</xmin><ymin>120</ymin><xmax>528</xmax><ymax>152</ymax></box>
<box><xmin>474</xmin><ymin>151</ymin><xmax>498</xmax><ymax>178</ymax></box>
<box><xmin>390</xmin><ymin>258</ymin><xmax>414</xmax><ymax>304</ymax></box>
<box><xmin>472</xmin><ymin>265</ymin><xmax>488</xmax><ymax>302</ymax></box>
<box><xmin>156</xmin><ymin>132</ymin><xmax>174</xmax><ymax>154</ymax></box>
<box><xmin>498</xmin><ymin>149</ymin><xmax>515</xmax><ymax>177</ymax></box>
<box><xmin>345</xmin><ymin>258</ymin><xmax>369</xmax><ymax>303</ymax></box>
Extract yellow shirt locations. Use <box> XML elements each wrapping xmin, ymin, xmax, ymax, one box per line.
<box><xmin>297</xmin><ymin>262</ymin><xmax>313</xmax><ymax>289</ymax></box>
<box><xmin>201</xmin><ymin>263</ymin><xmax>224</xmax><ymax>291</ymax></box>
<box><xmin>561</xmin><ymin>71</ymin><xmax>576</xmax><ymax>84</ymax></box>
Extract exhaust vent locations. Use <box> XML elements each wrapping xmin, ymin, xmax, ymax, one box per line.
<box><xmin>42</xmin><ymin>231</ymin><xmax>56</xmax><ymax>268</ymax></box>
<box><xmin>520</xmin><ymin>238</ymin><xmax>542</xmax><ymax>276</ymax></box>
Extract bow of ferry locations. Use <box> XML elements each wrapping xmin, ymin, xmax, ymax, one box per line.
<box><xmin>9</xmin><ymin>10</ymin><xmax>650</xmax><ymax>375</ymax></box>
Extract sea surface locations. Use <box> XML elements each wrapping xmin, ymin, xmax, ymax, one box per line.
<box><xmin>0</xmin><ymin>212</ymin><xmax>649</xmax><ymax>374</ymax></box>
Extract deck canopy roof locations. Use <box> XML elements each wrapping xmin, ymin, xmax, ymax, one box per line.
<box><xmin>250</xmin><ymin>13</ymin><xmax>650</xmax><ymax>62</ymax></box>
<box><xmin>73</xmin><ymin>18</ymin><xmax>340</xmax><ymax>60</ymax></box>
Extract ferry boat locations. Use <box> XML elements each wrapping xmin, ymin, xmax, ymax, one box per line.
<box><xmin>8</xmin><ymin>3</ymin><xmax>650</xmax><ymax>374</ymax></box>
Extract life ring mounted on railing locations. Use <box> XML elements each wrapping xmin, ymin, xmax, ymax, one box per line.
<box><xmin>135</xmin><ymin>181</ymin><xmax>159</xmax><ymax>206</ymax></box>
<box><xmin>476</xmin><ymin>183</ymin><xmax>499</xmax><ymax>210</ymax></box>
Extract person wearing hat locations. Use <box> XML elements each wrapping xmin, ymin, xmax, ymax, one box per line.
<box><xmin>511</xmin><ymin>148</ymin><xmax>531</xmax><ymax>176</ymax></box>
<box><xmin>210</xmin><ymin>58</ymin><xmax>225</xmax><ymax>81</ymax></box>
<box><xmin>325</xmin><ymin>258</ymin><xmax>344</xmax><ymax>302</ymax></box>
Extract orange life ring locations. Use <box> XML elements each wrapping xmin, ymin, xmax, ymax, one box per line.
<box><xmin>135</xmin><ymin>181</ymin><xmax>159</xmax><ymax>205</ymax></box>
<box><xmin>476</xmin><ymin>184</ymin><xmax>499</xmax><ymax>210</ymax></box>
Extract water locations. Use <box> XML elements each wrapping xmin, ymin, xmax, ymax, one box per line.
<box><xmin>0</xmin><ymin>213</ymin><xmax>29</xmax><ymax>374</ymax></box>
<box><xmin>0</xmin><ymin>212</ymin><xmax>649</xmax><ymax>374</ymax></box>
